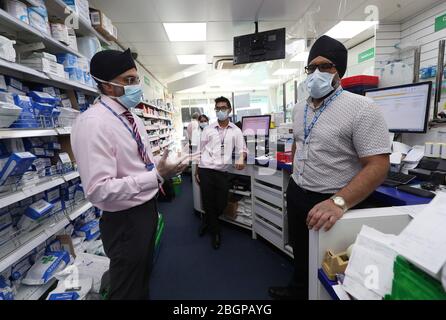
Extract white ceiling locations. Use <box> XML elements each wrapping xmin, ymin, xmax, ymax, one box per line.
<box><xmin>90</xmin><ymin>0</ymin><xmax>442</xmax><ymax>90</ymax></box>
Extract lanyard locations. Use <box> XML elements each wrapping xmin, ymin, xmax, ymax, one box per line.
<box><xmin>216</xmin><ymin>126</ymin><xmax>229</xmax><ymax>146</ymax></box>
<box><xmin>304</xmin><ymin>89</ymin><xmax>343</xmax><ymax>141</ymax></box>
<box><xmin>100</xmin><ymin>100</ymin><xmax>154</xmax><ymax>171</ymax></box>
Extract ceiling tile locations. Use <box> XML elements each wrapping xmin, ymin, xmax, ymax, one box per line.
<box><xmin>208</xmin><ymin>22</ymin><xmax>254</xmax><ymax>41</ymax></box>
<box><xmin>153</xmin><ymin>0</ymin><xmax>208</xmax><ymax>22</ymax></box>
<box><xmin>207</xmin><ymin>0</ymin><xmax>264</xmax><ymax>21</ymax></box>
<box><xmin>139</xmin><ymin>55</ymin><xmax>179</xmax><ymax>65</ymax></box>
<box><xmin>129</xmin><ymin>42</ymin><xmax>173</xmax><ymax>56</ymax></box>
<box><xmin>115</xmin><ymin>23</ymin><xmax>168</xmax><ymax>42</ymax></box>
<box><xmin>90</xmin><ymin>0</ymin><xmax>159</xmax><ymax>22</ymax></box>
<box><xmin>170</xmin><ymin>42</ymin><xmax>207</xmax><ymax>55</ymax></box>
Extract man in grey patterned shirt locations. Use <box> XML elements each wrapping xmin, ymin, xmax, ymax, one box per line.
<box><xmin>269</xmin><ymin>36</ymin><xmax>391</xmax><ymax>300</ymax></box>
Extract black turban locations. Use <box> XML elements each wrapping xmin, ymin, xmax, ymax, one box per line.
<box><xmin>90</xmin><ymin>49</ymin><xmax>137</xmax><ymax>82</ymax></box>
<box><xmin>308</xmin><ymin>35</ymin><xmax>348</xmax><ymax>78</ymax></box>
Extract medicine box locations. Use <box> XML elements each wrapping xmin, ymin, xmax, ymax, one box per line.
<box><xmin>45</xmin><ymin>187</ymin><xmax>60</xmax><ymax>203</ymax></box>
<box><xmin>48</xmin><ymin>200</ymin><xmax>63</xmax><ymax>216</ymax></box>
<box><xmin>19</xmin><ymin>197</ymin><xmax>33</xmax><ymax>208</ymax></box>
<box><xmin>45</xmin><ymin>142</ymin><xmax>61</xmax><ymax>150</ymax></box>
<box><xmin>4</xmin><ymin>0</ymin><xmax>29</xmax><ymax>25</ymax></box>
<box><xmin>44</xmin><ymin>149</ymin><xmax>55</xmax><ymax>157</ymax></box>
<box><xmin>5</xmin><ymin>77</ymin><xmax>23</xmax><ymax>91</ymax></box>
<box><xmin>30</xmin><ymin>147</ymin><xmax>45</xmax><ymax>156</ymax></box>
<box><xmin>28</xmin><ymin>7</ymin><xmax>50</xmax><ymax>35</ymax></box>
<box><xmin>10</xmin><ymin>255</ymin><xmax>33</xmax><ymax>282</ymax></box>
<box><xmin>24</xmin><ymin>137</ymin><xmax>44</xmax><ymax>148</ymax></box>
<box><xmin>25</xmin><ymin>200</ymin><xmax>54</xmax><ymax>220</ymax></box>
<box><xmin>0</xmin><ymin>152</ymin><xmax>37</xmax><ymax>186</ymax></box>
<box><xmin>56</xmin><ymin>53</ymin><xmax>78</xmax><ymax>68</ymax></box>
<box><xmin>33</xmin><ymin>192</ymin><xmax>45</xmax><ymax>202</ymax></box>
<box><xmin>75</xmin><ymin>220</ymin><xmax>100</xmax><ymax>241</ymax></box>
<box><xmin>28</xmin><ymin>91</ymin><xmax>58</xmax><ymax>105</ymax></box>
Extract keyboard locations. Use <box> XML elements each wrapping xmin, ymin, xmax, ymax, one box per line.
<box><xmin>396</xmin><ymin>185</ymin><xmax>436</xmax><ymax>199</ymax></box>
<box><xmin>383</xmin><ymin>171</ymin><xmax>417</xmax><ymax>187</ymax></box>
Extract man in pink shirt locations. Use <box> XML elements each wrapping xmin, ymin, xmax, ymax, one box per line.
<box><xmin>71</xmin><ymin>49</ymin><xmax>187</xmax><ymax>300</ymax></box>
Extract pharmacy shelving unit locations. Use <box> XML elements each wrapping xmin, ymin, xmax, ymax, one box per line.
<box><xmin>0</xmin><ymin>2</ymin><xmax>115</xmax><ymax>299</ymax></box>
<box><xmin>137</xmin><ymin>101</ymin><xmax>176</xmax><ymax>156</ymax></box>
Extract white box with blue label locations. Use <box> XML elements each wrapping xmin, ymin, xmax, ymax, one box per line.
<box><xmin>0</xmin><ymin>152</ymin><xmax>36</xmax><ymax>186</ymax></box>
<box><xmin>75</xmin><ymin>220</ymin><xmax>100</xmax><ymax>241</ymax></box>
<box><xmin>45</xmin><ymin>187</ymin><xmax>60</xmax><ymax>203</ymax></box>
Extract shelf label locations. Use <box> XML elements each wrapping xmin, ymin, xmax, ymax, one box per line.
<box><xmin>435</xmin><ymin>13</ymin><xmax>446</xmax><ymax>32</ymax></box>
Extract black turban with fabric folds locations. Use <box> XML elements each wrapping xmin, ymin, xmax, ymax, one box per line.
<box><xmin>90</xmin><ymin>48</ymin><xmax>137</xmax><ymax>82</ymax></box>
<box><xmin>308</xmin><ymin>35</ymin><xmax>348</xmax><ymax>78</ymax></box>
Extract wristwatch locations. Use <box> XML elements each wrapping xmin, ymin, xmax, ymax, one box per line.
<box><xmin>330</xmin><ymin>196</ymin><xmax>348</xmax><ymax>213</ymax></box>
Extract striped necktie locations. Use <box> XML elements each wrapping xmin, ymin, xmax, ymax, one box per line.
<box><xmin>122</xmin><ymin>110</ymin><xmax>154</xmax><ymax>168</ymax></box>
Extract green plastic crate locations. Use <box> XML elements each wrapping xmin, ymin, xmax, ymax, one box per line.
<box><xmin>385</xmin><ymin>256</ymin><xmax>446</xmax><ymax>300</ymax></box>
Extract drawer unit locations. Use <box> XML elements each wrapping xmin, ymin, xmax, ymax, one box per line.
<box><xmin>254</xmin><ymin>200</ymin><xmax>283</xmax><ymax>227</ymax></box>
<box><xmin>253</xmin><ymin>182</ymin><xmax>283</xmax><ymax>208</ymax></box>
<box><xmin>254</xmin><ymin>166</ymin><xmax>283</xmax><ymax>187</ymax></box>
<box><xmin>254</xmin><ymin>217</ymin><xmax>283</xmax><ymax>250</ymax></box>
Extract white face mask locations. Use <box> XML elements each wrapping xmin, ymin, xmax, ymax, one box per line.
<box><xmin>306</xmin><ymin>69</ymin><xmax>336</xmax><ymax>99</ymax></box>
<box><xmin>199</xmin><ymin>122</ymin><xmax>208</xmax><ymax>129</ymax></box>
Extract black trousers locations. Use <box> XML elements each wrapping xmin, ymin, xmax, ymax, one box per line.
<box><xmin>198</xmin><ymin>168</ymin><xmax>230</xmax><ymax>235</ymax></box>
<box><xmin>286</xmin><ymin>178</ymin><xmax>376</xmax><ymax>298</ymax></box>
<box><xmin>100</xmin><ymin>199</ymin><xmax>158</xmax><ymax>300</ymax></box>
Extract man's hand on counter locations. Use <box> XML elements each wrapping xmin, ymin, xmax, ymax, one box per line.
<box><xmin>306</xmin><ymin>199</ymin><xmax>344</xmax><ymax>232</ymax></box>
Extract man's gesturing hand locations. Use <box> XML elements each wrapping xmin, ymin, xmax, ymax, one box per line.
<box><xmin>157</xmin><ymin>149</ymin><xmax>189</xmax><ymax>180</ymax></box>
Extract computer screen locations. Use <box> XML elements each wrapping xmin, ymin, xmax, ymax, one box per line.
<box><xmin>365</xmin><ymin>81</ymin><xmax>432</xmax><ymax>133</ymax></box>
<box><xmin>242</xmin><ymin>115</ymin><xmax>271</xmax><ymax>136</ymax></box>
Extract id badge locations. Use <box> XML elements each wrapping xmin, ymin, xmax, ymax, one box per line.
<box><xmin>220</xmin><ymin>144</ymin><xmax>225</xmax><ymax>157</ymax></box>
<box><xmin>296</xmin><ymin>143</ymin><xmax>309</xmax><ymax>161</ymax></box>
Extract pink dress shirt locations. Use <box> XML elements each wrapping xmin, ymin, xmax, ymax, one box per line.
<box><xmin>71</xmin><ymin>95</ymin><xmax>160</xmax><ymax>212</ymax></box>
<box><xmin>198</xmin><ymin>122</ymin><xmax>247</xmax><ymax>172</ymax></box>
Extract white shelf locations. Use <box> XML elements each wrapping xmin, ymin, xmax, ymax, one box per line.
<box><xmin>219</xmin><ymin>215</ymin><xmax>252</xmax><ymax>230</ymax></box>
<box><xmin>0</xmin><ymin>58</ymin><xmax>98</xmax><ymax>96</ymax></box>
<box><xmin>152</xmin><ymin>146</ymin><xmax>160</xmax><ymax>152</ymax></box>
<box><xmin>15</xmin><ymin>278</ymin><xmax>57</xmax><ymax>300</ymax></box>
<box><xmin>63</xmin><ymin>171</ymin><xmax>80</xmax><ymax>181</ymax></box>
<box><xmin>159</xmin><ymin>133</ymin><xmax>170</xmax><ymax>139</ymax></box>
<box><xmin>149</xmin><ymin>136</ymin><xmax>160</xmax><ymax>142</ymax></box>
<box><xmin>229</xmin><ymin>189</ymin><xmax>251</xmax><ymax>197</ymax></box>
<box><xmin>143</xmin><ymin>113</ymin><xmax>159</xmax><ymax>120</ymax></box>
<box><xmin>0</xmin><ymin>201</ymin><xmax>91</xmax><ymax>273</ymax></box>
<box><xmin>0</xmin><ymin>128</ymin><xmax>58</xmax><ymax>140</ymax></box>
<box><xmin>0</xmin><ymin>172</ymin><xmax>80</xmax><ymax>210</ymax></box>
<box><xmin>145</xmin><ymin>126</ymin><xmax>159</xmax><ymax>131</ymax></box>
<box><xmin>55</xmin><ymin>127</ymin><xmax>71</xmax><ymax>135</ymax></box>
<box><xmin>0</xmin><ymin>9</ymin><xmax>85</xmax><ymax>58</ymax></box>
<box><xmin>68</xmin><ymin>200</ymin><xmax>93</xmax><ymax>221</ymax></box>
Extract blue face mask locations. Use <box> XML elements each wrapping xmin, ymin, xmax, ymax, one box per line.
<box><xmin>217</xmin><ymin>110</ymin><xmax>229</xmax><ymax>121</ymax></box>
<box><xmin>117</xmin><ymin>84</ymin><xmax>143</xmax><ymax>109</ymax></box>
<box><xmin>306</xmin><ymin>69</ymin><xmax>336</xmax><ymax>99</ymax></box>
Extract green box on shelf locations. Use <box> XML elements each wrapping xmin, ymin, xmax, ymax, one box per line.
<box><xmin>384</xmin><ymin>256</ymin><xmax>446</xmax><ymax>300</ymax></box>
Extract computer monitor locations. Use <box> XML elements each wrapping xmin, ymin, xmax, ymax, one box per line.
<box><xmin>242</xmin><ymin>115</ymin><xmax>271</xmax><ymax>137</ymax></box>
<box><xmin>365</xmin><ymin>81</ymin><xmax>432</xmax><ymax>133</ymax></box>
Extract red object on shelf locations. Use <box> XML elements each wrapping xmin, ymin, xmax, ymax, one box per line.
<box><xmin>341</xmin><ymin>75</ymin><xmax>379</xmax><ymax>88</ymax></box>
<box><xmin>277</xmin><ymin>151</ymin><xmax>292</xmax><ymax>163</ymax></box>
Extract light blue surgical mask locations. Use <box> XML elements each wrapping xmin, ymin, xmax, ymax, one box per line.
<box><xmin>94</xmin><ymin>76</ymin><xmax>143</xmax><ymax>109</ymax></box>
<box><xmin>116</xmin><ymin>84</ymin><xmax>143</xmax><ymax>109</ymax></box>
<box><xmin>306</xmin><ymin>69</ymin><xmax>336</xmax><ymax>99</ymax></box>
<box><xmin>199</xmin><ymin>122</ymin><xmax>208</xmax><ymax>129</ymax></box>
<box><xmin>217</xmin><ymin>110</ymin><xmax>229</xmax><ymax>121</ymax></box>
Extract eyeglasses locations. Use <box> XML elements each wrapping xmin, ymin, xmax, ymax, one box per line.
<box><xmin>215</xmin><ymin>107</ymin><xmax>230</xmax><ymax>112</ymax></box>
<box><xmin>120</xmin><ymin>76</ymin><xmax>141</xmax><ymax>86</ymax></box>
<box><xmin>305</xmin><ymin>63</ymin><xmax>336</xmax><ymax>74</ymax></box>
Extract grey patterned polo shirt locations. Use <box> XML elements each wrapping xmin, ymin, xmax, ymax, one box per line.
<box><xmin>292</xmin><ymin>86</ymin><xmax>391</xmax><ymax>194</ymax></box>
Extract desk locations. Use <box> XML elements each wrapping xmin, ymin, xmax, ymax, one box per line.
<box><xmin>374</xmin><ymin>185</ymin><xmax>433</xmax><ymax>206</ymax></box>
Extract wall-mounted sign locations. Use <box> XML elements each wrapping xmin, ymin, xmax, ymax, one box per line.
<box><xmin>144</xmin><ymin>76</ymin><xmax>151</xmax><ymax>87</ymax></box>
<box><xmin>435</xmin><ymin>13</ymin><xmax>446</xmax><ymax>32</ymax></box>
<box><xmin>358</xmin><ymin>48</ymin><xmax>375</xmax><ymax>63</ymax></box>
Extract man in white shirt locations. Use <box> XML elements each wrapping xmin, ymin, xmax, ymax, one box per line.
<box><xmin>195</xmin><ymin>97</ymin><xmax>247</xmax><ymax>249</ymax></box>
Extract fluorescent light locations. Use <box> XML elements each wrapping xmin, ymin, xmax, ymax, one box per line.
<box><xmin>325</xmin><ymin>21</ymin><xmax>378</xmax><ymax>39</ymax></box>
<box><xmin>262</xmin><ymin>79</ymin><xmax>282</xmax><ymax>85</ymax></box>
<box><xmin>273</xmin><ymin>68</ymin><xmax>298</xmax><ymax>76</ymax></box>
<box><xmin>291</xmin><ymin>51</ymin><xmax>309</xmax><ymax>62</ymax></box>
<box><xmin>177</xmin><ymin>55</ymin><xmax>207</xmax><ymax>65</ymax></box>
<box><xmin>163</xmin><ymin>23</ymin><xmax>206</xmax><ymax>42</ymax></box>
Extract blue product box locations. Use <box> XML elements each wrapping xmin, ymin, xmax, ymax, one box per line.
<box><xmin>24</xmin><ymin>137</ymin><xmax>44</xmax><ymax>149</ymax></box>
<box><xmin>33</xmin><ymin>86</ymin><xmax>61</xmax><ymax>97</ymax></box>
<box><xmin>28</xmin><ymin>91</ymin><xmax>58</xmax><ymax>105</ymax></box>
<box><xmin>25</xmin><ymin>200</ymin><xmax>54</xmax><ymax>220</ymax></box>
<box><xmin>45</xmin><ymin>187</ymin><xmax>61</xmax><ymax>203</ymax></box>
<box><xmin>56</xmin><ymin>53</ymin><xmax>78</xmax><ymax>68</ymax></box>
<box><xmin>0</xmin><ymin>152</ymin><xmax>37</xmax><ymax>186</ymax></box>
<box><xmin>44</xmin><ymin>143</ymin><xmax>61</xmax><ymax>150</ymax></box>
<box><xmin>28</xmin><ymin>5</ymin><xmax>48</xmax><ymax>19</ymax></box>
<box><xmin>30</xmin><ymin>148</ymin><xmax>45</xmax><ymax>156</ymax></box>
<box><xmin>45</xmin><ymin>150</ymin><xmax>55</xmax><ymax>157</ymax></box>
<box><xmin>75</xmin><ymin>220</ymin><xmax>100</xmax><ymax>241</ymax></box>
<box><xmin>11</xmin><ymin>95</ymin><xmax>39</xmax><ymax>129</ymax></box>
<box><xmin>84</xmin><ymin>72</ymin><xmax>92</xmax><ymax>85</ymax></box>
<box><xmin>48</xmin><ymin>292</ymin><xmax>80</xmax><ymax>300</ymax></box>
<box><xmin>5</xmin><ymin>77</ymin><xmax>23</xmax><ymax>91</ymax></box>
